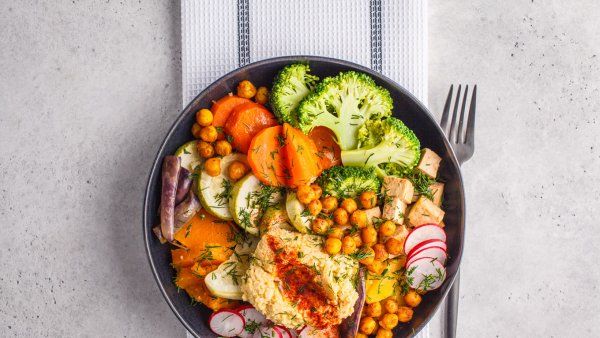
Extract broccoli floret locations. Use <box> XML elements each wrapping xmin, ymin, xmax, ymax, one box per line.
<box><xmin>316</xmin><ymin>166</ymin><xmax>381</xmax><ymax>198</ymax></box>
<box><xmin>270</xmin><ymin>64</ymin><xmax>319</xmax><ymax>125</ymax></box>
<box><xmin>296</xmin><ymin>71</ymin><xmax>393</xmax><ymax>150</ymax></box>
<box><xmin>341</xmin><ymin>117</ymin><xmax>421</xmax><ymax>177</ymax></box>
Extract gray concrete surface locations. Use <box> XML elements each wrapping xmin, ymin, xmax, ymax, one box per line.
<box><xmin>1</xmin><ymin>1</ymin><xmax>599</xmax><ymax>337</ymax></box>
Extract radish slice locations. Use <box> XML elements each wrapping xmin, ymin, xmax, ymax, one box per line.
<box><xmin>404</xmin><ymin>225</ymin><xmax>446</xmax><ymax>255</ymax></box>
<box><xmin>406</xmin><ymin>257</ymin><xmax>446</xmax><ymax>291</ymax></box>
<box><xmin>209</xmin><ymin>309</ymin><xmax>245</xmax><ymax>337</ymax></box>
<box><xmin>406</xmin><ymin>247</ymin><xmax>447</xmax><ymax>267</ymax></box>
<box><xmin>406</xmin><ymin>239</ymin><xmax>447</xmax><ymax>258</ymax></box>
<box><xmin>414</xmin><ymin>222</ymin><xmax>441</xmax><ymax>228</ymax></box>
<box><xmin>253</xmin><ymin>326</ymin><xmax>283</xmax><ymax>338</ymax></box>
<box><xmin>238</xmin><ymin>306</ymin><xmax>269</xmax><ymax>338</ymax></box>
<box><xmin>275</xmin><ymin>326</ymin><xmax>293</xmax><ymax>338</ymax></box>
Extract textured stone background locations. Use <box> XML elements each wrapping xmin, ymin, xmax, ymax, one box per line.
<box><xmin>1</xmin><ymin>1</ymin><xmax>599</xmax><ymax>337</ymax></box>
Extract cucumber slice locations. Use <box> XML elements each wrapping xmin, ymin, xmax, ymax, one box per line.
<box><xmin>174</xmin><ymin>140</ymin><xmax>202</xmax><ymax>172</ymax></box>
<box><xmin>285</xmin><ymin>192</ymin><xmax>314</xmax><ymax>233</ymax></box>
<box><xmin>197</xmin><ymin>153</ymin><xmax>247</xmax><ymax>220</ymax></box>
<box><xmin>205</xmin><ymin>239</ymin><xmax>257</xmax><ymax>300</ymax></box>
<box><xmin>229</xmin><ymin>174</ymin><xmax>284</xmax><ymax>235</ymax></box>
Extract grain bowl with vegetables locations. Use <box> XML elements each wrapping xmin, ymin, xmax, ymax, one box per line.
<box><xmin>145</xmin><ymin>57</ymin><xmax>464</xmax><ymax>338</ymax></box>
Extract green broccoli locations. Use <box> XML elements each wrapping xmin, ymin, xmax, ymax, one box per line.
<box><xmin>341</xmin><ymin>117</ymin><xmax>421</xmax><ymax>177</ymax></box>
<box><xmin>296</xmin><ymin>71</ymin><xmax>393</xmax><ymax>150</ymax></box>
<box><xmin>316</xmin><ymin>166</ymin><xmax>381</xmax><ymax>198</ymax></box>
<box><xmin>270</xmin><ymin>64</ymin><xmax>319</xmax><ymax>125</ymax></box>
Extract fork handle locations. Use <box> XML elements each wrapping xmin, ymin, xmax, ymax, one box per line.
<box><xmin>445</xmin><ymin>270</ymin><xmax>460</xmax><ymax>338</ymax></box>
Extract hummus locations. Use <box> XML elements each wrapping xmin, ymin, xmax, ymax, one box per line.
<box><xmin>241</xmin><ymin>228</ymin><xmax>358</xmax><ymax>329</ymax></box>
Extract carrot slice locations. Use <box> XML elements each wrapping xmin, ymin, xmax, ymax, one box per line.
<box><xmin>173</xmin><ymin>210</ymin><xmax>236</xmax><ymax>249</ymax></box>
<box><xmin>247</xmin><ymin>125</ymin><xmax>288</xmax><ymax>186</ymax></box>
<box><xmin>283</xmin><ymin>123</ymin><xmax>323</xmax><ymax>188</ymax></box>
<box><xmin>224</xmin><ymin>102</ymin><xmax>278</xmax><ymax>153</ymax></box>
<box><xmin>210</xmin><ymin>95</ymin><xmax>253</xmax><ymax>127</ymax></box>
<box><xmin>308</xmin><ymin>126</ymin><xmax>341</xmax><ymax>170</ymax></box>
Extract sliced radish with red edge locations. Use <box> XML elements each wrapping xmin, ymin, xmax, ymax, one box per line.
<box><xmin>253</xmin><ymin>325</ymin><xmax>283</xmax><ymax>338</ymax></box>
<box><xmin>275</xmin><ymin>325</ymin><xmax>293</xmax><ymax>338</ymax></box>
<box><xmin>406</xmin><ymin>257</ymin><xmax>446</xmax><ymax>291</ymax></box>
<box><xmin>209</xmin><ymin>309</ymin><xmax>245</xmax><ymax>337</ymax></box>
<box><xmin>404</xmin><ymin>224</ymin><xmax>446</xmax><ymax>255</ymax></box>
<box><xmin>406</xmin><ymin>239</ymin><xmax>447</xmax><ymax>258</ymax></box>
<box><xmin>237</xmin><ymin>305</ymin><xmax>269</xmax><ymax>338</ymax></box>
<box><xmin>406</xmin><ymin>247</ymin><xmax>447</xmax><ymax>267</ymax></box>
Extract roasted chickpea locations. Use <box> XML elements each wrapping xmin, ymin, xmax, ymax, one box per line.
<box><xmin>342</xmin><ymin>236</ymin><xmax>357</xmax><ymax>255</ymax></box>
<box><xmin>324</xmin><ymin>237</ymin><xmax>342</xmax><ymax>255</ymax></box>
<box><xmin>197</xmin><ymin>141</ymin><xmax>214</xmax><ymax>158</ymax></box>
<box><xmin>366</xmin><ymin>259</ymin><xmax>385</xmax><ymax>275</ymax></box>
<box><xmin>255</xmin><ymin>86</ymin><xmax>269</xmax><ymax>104</ymax></box>
<box><xmin>359</xmin><ymin>317</ymin><xmax>378</xmax><ymax>335</ymax></box>
<box><xmin>397</xmin><ymin>307</ymin><xmax>414</xmax><ymax>323</ymax></box>
<box><xmin>204</xmin><ymin>157</ymin><xmax>221</xmax><ymax>177</ymax></box>
<box><xmin>360</xmin><ymin>191</ymin><xmax>378</xmax><ymax>209</ymax></box>
<box><xmin>351</xmin><ymin>233</ymin><xmax>363</xmax><ymax>247</ymax></box>
<box><xmin>328</xmin><ymin>226</ymin><xmax>345</xmax><ymax>239</ymax></box>
<box><xmin>366</xmin><ymin>302</ymin><xmax>383</xmax><ymax>317</ymax></box>
<box><xmin>237</xmin><ymin>80</ymin><xmax>257</xmax><ymax>99</ymax></box>
<box><xmin>383</xmin><ymin>299</ymin><xmax>399</xmax><ymax>314</ymax></box>
<box><xmin>195</xmin><ymin>108</ymin><xmax>213</xmax><ymax>126</ymax></box>
<box><xmin>358</xmin><ymin>247</ymin><xmax>375</xmax><ymax>265</ymax></box>
<box><xmin>191</xmin><ymin>123</ymin><xmax>203</xmax><ymax>138</ymax></box>
<box><xmin>372</xmin><ymin>243</ymin><xmax>389</xmax><ymax>261</ymax></box>
<box><xmin>361</xmin><ymin>227</ymin><xmax>378</xmax><ymax>247</ymax></box>
<box><xmin>375</xmin><ymin>328</ymin><xmax>393</xmax><ymax>338</ymax></box>
<box><xmin>307</xmin><ymin>199</ymin><xmax>323</xmax><ymax>216</ymax></box>
<box><xmin>355</xmin><ymin>334</ymin><xmax>368</xmax><ymax>338</ymax></box>
<box><xmin>404</xmin><ymin>291</ymin><xmax>422</xmax><ymax>307</ymax></box>
<box><xmin>385</xmin><ymin>238</ymin><xmax>403</xmax><ymax>255</ymax></box>
<box><xmin>312</xmin><ymin>218</ymin><xmax>330</xmax><ymax>235</ymax></box>
<box><xmin>214</xmin><ymin>140</ymin><xmax>232</xmax><ymax>156</ymax></box>
<box><xmin>333</xmin><ymin>208</ymin><xmax>349</xmax><ymax>225</ymax></box>
<box><xmin>321</xmin><ymin>196</ymin><xmax>338</xmax><ymax>213</ymax></box>
<box><xmin>228</xmin><ymin>161</ymin><xmax>247</xmax><ymax>181</ymax></box>
<box><xmin>379</xmin><ymin>313</ymin><xmax>399</xmax><ymax>330</ymax></box>
<box><xmin>340</xmin><ymin>198</ymin><xmax>358</xmax><ymax>214</ymax></box>
<box><xmin>199</xmin><ymin>125</ymin><xmax>218</xmax><ymax>142</ymax></box>
<box><xmin>297</xmin><ymin>185</ymin><xmax>316</xmax><ymax>204</ymax></box>
<box><xmin>310</xmin><ymin>184</ymin><xmax>323</xmax><ymax>199</ymax></box>
<box><xmin>350</xmin><ymin>210</ymin><xmax>368</xmax><ymax>228</ymax></box>
<box><xmin>379</xmin><ymin>220</ymin><xmax>397</xmax><ymax>237</ymax></box>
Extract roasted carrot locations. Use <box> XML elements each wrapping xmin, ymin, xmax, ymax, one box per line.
<box><xmin>210</xmin><ymin>95</ymin><xmax>253</xmax><ymax>127</ymax></box>
<box><xmin>247</xmin><ymin>125</ymin><xmax>288</xmax><ymax>186</ymax></box>
<box><xmin>224</xmin><ymin>102</ymin><xmax>278</xmax><ymax>153</ymax></box>
<box><xmin>283</xmin><ymin>123</ymin><xmax>323</xmax><ymax>188</ymax></box>
<box><xmin>308</xmin><ymin>126</ymin><xmax>341</xmax><ymax>170</ymax></box>
<box><xmin>173</xmin><ymin>210</ymin><xmax>236</xmax><ymax>249</ymax></box>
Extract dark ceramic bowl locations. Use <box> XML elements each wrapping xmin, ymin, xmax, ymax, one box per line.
<box><xmin>144</xmin><ymin>56</ymin><xmax>465</xmax><ymax>337</ymax></box>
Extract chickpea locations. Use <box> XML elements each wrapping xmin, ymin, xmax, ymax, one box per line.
<box><xmin>355</xmin><ymin>334</ymin><xmax>368</xmax><ymax>338</ymax></box>
<box><xmin>332</xmin><ymin>208</ymin><xmax>349</xmax><ymax>225</ymax></box>
<box><xmin>351</xmin><ymin>233</ymin><xmax>363</xmax><ymax>247</ymax></box>
<box><xmin>375</xmin><ymin>328</ymin><xmax>393</xmax><ymax>338</ymax></box>
<box><xmin>360</xmin><ymin>191</ymin><xmax>378</xmax><ymax>209</ymax></box>
<box><xmin>195</xmin><ymin>108</ymin><xmax>213</xmax><ymax>126</ymax></box>
<box><xmin>379</xmin><ymin>220</ymin><xmax>397</xmax><ymax>237</ymax></box>
<box><xmin>350</xmin><ymin>210</ymin><xmax>368</xmax><ymax>228</ymax></box>
<box><xmin>366</xmin><ymin>302</ymin><xmax>383</xmax><ymax>317</ymax></box>
<box><xmin>383</xmin><ymin>299</ymin><xmax>399</xmax><ymax>314</ymax></box>
<box><xmin>397</xmin><ymin>306</ymin><xmax>414</xmax><ymax>323</ymax></box>
<box><xmin>237</xmin><ymin>80</ymin><xmax>257</xmax><ymax>99</ymax></box>
<box><xmin>307</xmin><ymin>199</ymin><xmax>322</xmax><ymax>216</ymax></box>
<box><xmin>341</xmin><ymin>236</ymin><xmax>357</xmax><ymax>255</ymax></box>
<box><xmin>228</xmin><ymin>161</ymin><xmax>247</xmax><ymax>181</ymax></box>
<box><xmin>255</xmin><ymin>86</ymin><xmax>269</xmax><ymax>104</ymax></box>
<box><xmin>404</xmin><ymin>291</ymin><xmax>422</xmax><ymax>307</ymax></box>
<box><xmin>385</xmin><ymin>238</ymin><xmax>403</xmax><ymax>255</ymax></box>
<box><xmin>197</xmin><ymin>141</ymin><xmax>214</xmax><ymax>158</ymax></box>
<box><xmin>297</xmin><ymin>185</ymin><xmax>316</xmax><ymax>204</ymax></box>
<box><xmin>358</xmin><ymin>247</ymin><xmax>375</xmax><ymax>265</ymax></box>
<box><xmin>361</xmin><ymin>227</ymin><xmax>378</xmax><ymax>247</ymax></box>
<box><xmin>366</xmin><ymin>260</ymin><xmax>385</xmax><ymax>275</ymax></box>
<box><xmin>328</xmin><ymin>226</ymin><xmax>345</xmax><ymax>239</ymax></box>
<box><xmin>311</xmin><ymin>218</ymin><xmax>330</xmax><ymax>235</ymax></box>
<box><xmin>191</xmin><ymin>123</ymin><xmax>203</xmax><ymax>138</ymax></box>
<box><xmin>214</xmin><ymin>140</ymin><xmax>233</xmax><ymax>156</ymax></box>
<box><xmin>324</xmin><ymin>237</ymin><xmax>342</xmax><ymax>255</ymax></box>
<box><xmin>199</xmin><ymin>126</ymin><xmax>218</xmax><ymax>142</ymax></box>
<box><xmin>310</xmin><ymin>184</ymin><xmax>323</xmax><ymax>199</ymax></box>
<box><xmin>372</xmin><ymin>243</ymin><xmax>389</xmax><ymax>262</ymax></box>
<box><xmin>379</xmin><ymin>313</ymin><xmax>399</xmax><ymax>330</ymax></box>
<box><xmin>204</xmin><ymin>157</ymin><xmax>221</xmax><ymax>177</ymax></box>
<box><xmin>359</xmin><ymin>317</ymin><xmax>378</xmax><ymax>335</ymax></box>
<box><xmin>321</xmin><ymin>196</ymin><xmax>338</xmax><ymax>213</ymax></box>
<box><xmin>340</xmin><ymin>198</ymin><xmax>358</xmax><ymax>214</ymax></box>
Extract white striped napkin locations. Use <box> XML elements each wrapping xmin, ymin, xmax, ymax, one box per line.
<box><xmin>181</xmin><ymin>1</ymin><xmax>439</xmax><ymax>337</ymax></box>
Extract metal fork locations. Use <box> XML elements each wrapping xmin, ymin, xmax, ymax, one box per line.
<box><xmin>439</xmin><ymin>84</ymin><xmax>477</xmax><ymax>338</ymax></box>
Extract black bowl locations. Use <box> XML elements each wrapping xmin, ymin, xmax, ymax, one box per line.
<box><xmin>144</xmin><ymin>56</ymin><xmax>465</xmax><ymax>337</ymax></box>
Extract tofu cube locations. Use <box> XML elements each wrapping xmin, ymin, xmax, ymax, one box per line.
<box><xmin>364</xmin><ymin>206</ymin><xmax>382</xmax><ymax>225</ymax></box>
<box><xmin>429</xmin><ymin>182</ymin><xmax>445</xmax><ymax>206</ymax></box>
<box><xmin>381</xmin><ymin>176</ymin><xmax>414</xmax><ymax>204</ymax></box>
<box><xmin>382</xmin><ymin>196</ymin><xmax>407</xmax><ymax>224</ymax></box>
<box><xmin>417</xmin><ymin>148</ymin><xmax>442</xmax><ymax>179</ymax></box>
<box><xmin>407</xmin><ymin>196</ymin><xmax>445</xmax><ymax>227</ymax></box>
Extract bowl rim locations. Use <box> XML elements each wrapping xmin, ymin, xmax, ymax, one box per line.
<box><xmin>143</xmin><ymin>55</ymin><xmax>465</xmax><ymax>337</ymax></box>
